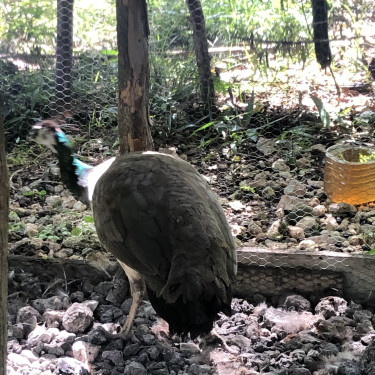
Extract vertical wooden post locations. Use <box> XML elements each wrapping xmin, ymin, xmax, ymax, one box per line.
<box><xmin>116</xmin><ymin>0</ymin><xmax>154</xmax><ymax>153</ymax></box>
<box><xmin>186</xmin><ymin>0</ymin><xmax>215</xmax><ymax>114</ymax></box>
<box><xmin>0</xmin><ymin>110</ymin><xmax>9</xmax><ymax>375</ymax></box>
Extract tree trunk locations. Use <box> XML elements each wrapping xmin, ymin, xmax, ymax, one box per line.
<box><xmin>116</xmin><ymin>0</ymin><xmax>153</xmax><ymax>153</ymax></box>
<box><xmin>53</xmin><ymin>0</ymin><xmax>74</xmax><ymax>117</ymax></box>
<box><xmin>0</xmin><ymin>110</ymin><xmax>9</xmax><ymax>375</ymax></box>
<box><xmin>186</xmin><ymin>0</ymin><xmax>215</xmax><ymax>114</ymax></box>
<box><xmin>311</xmin><ymin>0</ymin><xmax>331</xmax><ymax>69</ymax></box>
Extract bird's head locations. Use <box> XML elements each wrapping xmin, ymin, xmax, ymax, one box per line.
<box><xmin>31</xmin><ymin>120</ymin><xmax>72</xmax><ymax>153</ymax></box>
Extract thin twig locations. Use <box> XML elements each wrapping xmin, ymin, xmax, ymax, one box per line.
<box><xmin>329</xmin><ymin>65</ymin><xmax>341</xmax><ymax>97</ymax></box>
<box><xmin>9</xmin><ymin>169</ymin><xmax>23</xmax><ymax>191</ymax></box>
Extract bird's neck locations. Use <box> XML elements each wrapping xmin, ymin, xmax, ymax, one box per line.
<box><xmin>54</xmin><ymin>138</ymin><xmax>93</xmax><ymax>204</ymax></box>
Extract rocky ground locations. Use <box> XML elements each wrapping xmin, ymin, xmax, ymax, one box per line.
<box><xmin>6</xmin><ymin>268</ymin><xmax>375</xmax><ymax>375</ymax></box>
<box><xmin>6</xmin><ymin>110</ymin><xmax>375</xmax><ymax>374</ymax></box>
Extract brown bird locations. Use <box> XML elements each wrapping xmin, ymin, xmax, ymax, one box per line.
<box><xmin>32</xmin><ymin>120</ymin><xmax>237</xmax><ymax>341</ymax></box>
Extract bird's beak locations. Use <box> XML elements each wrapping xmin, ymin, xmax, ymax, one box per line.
<box><xmin>28</xmin><ymin>124</ymin><xmax>41</xmax><ymax>142</ymax></box>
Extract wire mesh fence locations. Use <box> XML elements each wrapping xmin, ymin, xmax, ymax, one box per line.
<box><xmin>2</xmin><ymin>0</ymin><xmax>375</xmax><ymax>304</ymax></box>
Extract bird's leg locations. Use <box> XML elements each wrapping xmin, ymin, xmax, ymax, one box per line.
<box><xmin>118</xmin><ymin>261</ymin><xmax>146</xmax><ymax>336</ymax></box>
<box><xmin>199</xmin><ymin>328</ymin><xmax>238</xmax><ymax>354</ymax></box>
<box><xmin>94</xmin><ymin>262</ymin><xmax>145</xmax><ymax>341</ymax></box>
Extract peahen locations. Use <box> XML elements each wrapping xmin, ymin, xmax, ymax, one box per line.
<box><xmin>32</xmin><ymin>120</ymin><xmax>237</xmax><ymax>341</ymax></box>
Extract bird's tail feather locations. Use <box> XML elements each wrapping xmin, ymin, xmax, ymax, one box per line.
<box><xmin>146</xmin><ymin>267</ymin><xmax>232</xmax><ymax>338</ymax></box>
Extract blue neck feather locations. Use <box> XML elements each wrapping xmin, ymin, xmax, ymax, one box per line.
<box><xmin>56</xmin><ymin>131</ymin><xmax>72</xmax><ymax>147</ymax></box>
<box><xmin>73</xmin><ymin>158</ymin><xmax>92</xmax><ymax>178</ymax></box>
<box><xmin>54</xmin><ymin>131</ymin><xmax>93</xmax><ymax>204</ymax></box>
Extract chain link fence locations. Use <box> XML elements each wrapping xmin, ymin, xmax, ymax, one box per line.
<box><xmin>2</xmin><ymin>0</ymin><xmax>375</xmax><ymax>304</ymax></box>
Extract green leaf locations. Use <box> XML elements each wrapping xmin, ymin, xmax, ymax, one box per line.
<box><xmin>367</xmin><ymin>249</ymin><xmax>375</xmax><ymax>255</ymax></box>
<box><xmin>191</xmin><ymin>121</ymin><xmax>216</xmax><ymax>136</ymax></box>
<box><xmin>310</xmin><ymin>94</ymin><xmax>330</xmax><ymax>128</ymax></box>
<box><xmin>246</xmin><ymin>128</ymin><xmax>258</xmax><ymax>142</ymax></box>
<box><xmin>47</xmin><ymin>235</ymin><xmax>60</xmax><ymax>242</ymax></box>
<box><xmin>230</xmin><ymin>142</ymin><xmax>238</xmax><ymax>155</ymax></box>
<box><xmin>101</xmin><ymin>49</ymin><xmax>118</xmax><ymax>56</ymax></box>
<box><xmin>71</xmin><ymin>227</ymin><xmax>82</xmax><ymax>236</ymax></box>
<box><xmin>240</xmin><ymin>185</ymin><xmax>255</xmax><ymax>193</ymax></box>
<box><xmin>23</xmin><ymin>191</ymin><xmax>35</xmax><ymax>196</ymax></box>
<box><xmin>84</xmin><ymin>215</ymin><xmax>95</xmax><ymax>223</ymax></box>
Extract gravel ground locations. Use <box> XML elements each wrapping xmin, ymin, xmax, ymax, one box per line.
<box><xmin>6</xmin><ymin>265</ymin><xmax>375</xmax><ymax>375</ymax></box>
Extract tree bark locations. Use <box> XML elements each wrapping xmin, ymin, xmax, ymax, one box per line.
<box><xmin>312</xmin><ymin>0</ymin><xmax>331</xmax><ymax>69</ymax></box>
<box><xmin>186</xmin><ymin>0</ymin><xmax>215</xmax><ymax>114</ymax></box>
<box><xmin>0</xmin><ymin>109</ymin><xmax>9</xmax><ymax>375</ymax></box>
<box><xmin>116</xmin><ymin>0</ymin><xmax>154</xmax><ymax>153</ymax></box>
<box><xmin>53</xmin><ymin>0</ymin><xmax>74</xmax><ymax>117</ymax></box>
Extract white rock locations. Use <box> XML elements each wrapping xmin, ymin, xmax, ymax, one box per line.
<box><xmin>284</xmin><ymin>180</ymin><xmax>306</xmax><ymax>197</ymax></box>
<box><xmin>298</xmin><ymin>239</ymin><xmax>317</xmax><ymax>250</ymax></box>
<box><xmin>349</xmin><ymin>235</ymin><xmax>363</xmax><ymax>246</ymax></box>
<box><xmin>288</xmin><ymin>226</ymin><xmax>305</xmax><ymax>239</ymax></box>
<box><xmin>231</xmin><ymin>224</ymin><xmax>245</xmax><ymax>236</ymax></box>
<box><xmin>313</xmin><ymin>204</ymin><xmax>326</xmax><ymax>217</ymax></box>
<box><xmin>325</xmin><ymin>216</ymin><xmax>339</xmax><ymax>231</ymax></box>
<box><xmin>272</xmin><ymin>159</ymin><xmax>290</xmax><ymax>172</ymax></box>
<box><xmin>25</xmin><ymin>223</ymin><xmax>38</xmax><ymax>237</ymax></box>
<box><xmin>8</xmin><ymin>352</ymin><xmax>31</xmax><ymax>367</ymax></box>
<box><xmin>266</xmin><ymin>219</ymin><xmax>281</xmax><ymax>239</ymax></box>
<box><xmin>21</xmin><ymin>349</ymin><xmax>39</xmax><ymax>363</ymax></box>
<box><xmin>62</xmin><ymin>196</ymin><xmax>78</xmax><ymax>208</ymax></box>
<box><xmin>296</xmin><ymin>216</ymin><xmax>319</xmax><ymax>231</ymax></box>
<box><xmin>27</xmin><ymin>325</ymin><xmax>55</xmax><ymax>346</ymax></box>
<box><xmin>73</xmin><ymin>201</ymin><xmax>87</xmax><ymax>212</ymax></box>
<box><xmin>277</xmin><ymin>195</ymin><xmax>306</xmax><ymax>211</ymax></box>
<box><xmin>256</xmin><ymin>137</ymin><xmax>277</xmax><ymax>155</ymax></box>
<box><xmin>62</xmin><ymin>303</ymin><xmax>94</xmax><ymax>333</ymax></box>
<box><xmin>228</xmin><ymin>200</ymin><xmax>245</xmax><ymax>212</ymax></box>
<box><xmin>72</xmin><ymin>341</ymin><xmax>101</xmax><ymax>364</ymax></box>
<box><xmin>45</xmin><ymin>195</ymin><xmax>62</xmax><ymax>207</ymax></box>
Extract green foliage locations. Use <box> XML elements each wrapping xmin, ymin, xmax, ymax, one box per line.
<box><xmin>71</xmin><ymin>52</ymin><xmax>118</xmax><ymax>112</ymax></box>
<box><xmin>83</xmin><ymin>215</ymin><xmax>95</xmax><ymax>223</ymax></box>
<box><xmin>280</xmin><ymin>124</ymin><xmax>317</xmax><ymax>148</ymax></box>
<box><xmin>8</xmin><ymin>221</ymin><xmax>26</xmax><ymax>237</ymax></box>
<box><xmin>2</xmin><ymin>51</ymin><xmax>119</xmax><ymax>146</ymax></box>
<box><xmin>71</xmin><ymin>215</ymin><xmax>96</xmax><ymax>236</ymax></box>
<box><xmin>74</xmin><ymin>0</ymin><xmax>116</xmax><ymax>50</ymax></box>
<box><xmin>23</xmin><ymin>189</ymin><xmax>47</xmax><ymax>197</ymax></box>
<box><xmin>0</xmin><ymin>0</ymin><xmax>56</xmax><ymax>53</ymax></box>
<box><xmin>1</xmin><ymin>58</ymin><xmax>54</xmax><ymax>145</ymax></box>
<box><xmin>7</xmin><ymin>141</ymin><xmax>43</xmax><ymax>165</ymax></box>
<box><xmin>149</xmin><ymin>1</ymin><xmax>191</xmax><ymax>51</ymax></box>
<box><xmin>203</xmin><ymin>0</ymin><xmax>313</xmax><ymax>63</ymax></box>
<box><xmin>240</xmin><ymin>185</ymin><xmax>255</xmax><ymax>193</ymax></box>
<box><xmin>0</xmin><ymin>0</ymin><xmax>115</xmax><ymax>54</ymax></box>
<box><xmin>37</xmin><ymin>223</ymin><xmax>70</xmax><ymax>242</ymax></box>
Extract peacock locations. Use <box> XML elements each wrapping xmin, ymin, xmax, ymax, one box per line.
<box><xmin>32</xmin><ymin>120</ymin><xmax>237</xmax><ymax>342</ymax></box>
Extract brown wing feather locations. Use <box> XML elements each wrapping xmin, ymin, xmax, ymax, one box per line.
<box><xmin>92</xmin><ymin>152</ymin><xmax>237</xmax><ymax>335</ymax></box>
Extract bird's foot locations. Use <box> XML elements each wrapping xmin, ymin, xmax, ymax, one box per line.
<box><xmin>199</xmin><ymin>329</ymin><xmax>238</xmax><ymax>354</ymax></box>
<box><xmin>94</xmin><ymin>325</ymin><xmax>139</xmax><ymax>343</ymax></box>
<box><xmin>94</xmin><ymin>325</ymin><xmax>124</xmax><ymax>340</ymax></box>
